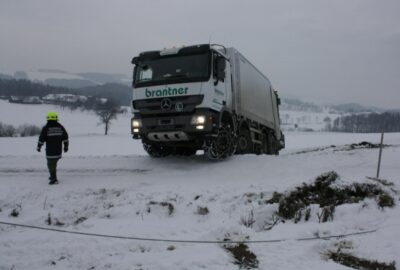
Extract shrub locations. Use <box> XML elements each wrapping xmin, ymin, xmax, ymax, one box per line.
<box><xmin>18</xmin><ymin>124</ymin><xmax>41</xmax><ymax>137</ymax></box>
<box><xmin>0</xmin><ymin>122</ymin><xmax>17</xmax><ymax>137</ymax></box>
<box><xmin>0</xmin><ymin>122</ymin><xmax>41</xmax><ymax>137</ymax></box>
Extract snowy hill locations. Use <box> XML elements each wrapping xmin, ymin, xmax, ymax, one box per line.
<box><xmin>0</xmin><ymin>101</ymin><xmax>399</xmax><ymax>269</ymax></box>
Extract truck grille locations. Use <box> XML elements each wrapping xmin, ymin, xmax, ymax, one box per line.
<box><xmin>133</xmin><ymin>95</ymin><xmax>203</xmax><ymax>115</ymax></box>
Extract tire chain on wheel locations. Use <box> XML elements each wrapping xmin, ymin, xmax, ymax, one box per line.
<box><xmin>205</xmin><ymin>125</ymin><xmax>236</xmax><ymax>160</ymax></box>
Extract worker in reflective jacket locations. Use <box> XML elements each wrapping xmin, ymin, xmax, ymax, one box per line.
<box><xmin>37</xmin><ymin>112</ymin><xmax>69</xmax><ymax>185</ymax></box>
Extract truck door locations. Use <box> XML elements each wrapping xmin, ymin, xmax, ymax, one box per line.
<box><xmin>213</xmin><ymin>53</ymin><xmax>227</xmax><ymax>110</ymax></box>
<box><xmin>224</xmin><ymin>59</ymin><xmax>232</xmax><ymax>108</ymax></box>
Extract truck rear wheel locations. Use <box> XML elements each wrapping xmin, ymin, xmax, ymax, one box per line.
<box><xmin>143</xmin><ymin>143</ymin><xmax>172</xmax><ymax>158</ymax></box>
<box><xmin>236</xmin><ymin>128</ymin><xmax>252</xmax><ymax>154</ymax></box>
<box><xmin>265</xmin><ymin>132</ymin><xmax>278</xmax><ymax>155</ymax></box>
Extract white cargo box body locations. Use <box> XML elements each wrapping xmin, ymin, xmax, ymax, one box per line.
<box><xmin>227</xmin><ymin>48</ymin><xmax>281</xmax><ymax>138</ymax></box>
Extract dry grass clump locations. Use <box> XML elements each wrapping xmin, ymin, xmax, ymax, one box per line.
<box><xmin>224</xmin><ymin>243</ymin><xmax>259</xmax><ymax>269</ymax></box>
<box><xmin>328</xmin><ymin>251</ymin><xmax>396</xmax><ymax>270</ymax></box>
<box><xmin>267</xmin><ymin>171</ymin><xmax>394</xmax><ymax>222</ymax></box>
<box><xmin>147</xmin><ymin>201</ymin><xmax>175</xmax><ymax>216</ymax></box>
<box><xmin>196</xmin><ymin>206</ymin><xmax>209</xmax><ymax>215</ymax></box>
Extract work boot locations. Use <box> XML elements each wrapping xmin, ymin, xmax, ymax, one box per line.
<box><xmin>49</xmin><ymin>179</ymin><xmax>58</xmax><ymax>185</ymax></box>
<box><xmin>48</xmin><ymin>173</ymin><xmax>58</xmax><ymax>185</ymax></box>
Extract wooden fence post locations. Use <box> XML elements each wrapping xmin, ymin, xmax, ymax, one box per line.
<box><xmin>376</xmin><ymin>132</ymin><xmax>384</xmax><ymax>179</ymax></box>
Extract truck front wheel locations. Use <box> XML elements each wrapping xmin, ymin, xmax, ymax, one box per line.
<box><xmin>205</xmin><ymin>124</ymin><xmax>236</xmax><ymax>160</ymax></box>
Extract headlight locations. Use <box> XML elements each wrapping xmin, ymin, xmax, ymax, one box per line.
<box><xmin>132</xmin><ymin>119</ymin><xmax>142</xmax><ymax>128</ymax></box>
<box><xmin>191</xmin><ymin>115</ymin><xmax>206</xmax><ymax>125</ymax></box>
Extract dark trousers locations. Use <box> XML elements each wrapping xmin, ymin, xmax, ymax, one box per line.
<box><xmin>47</xmin><ymin>158</ymin><xmax>59</xmax><ymax>180</ymax></box>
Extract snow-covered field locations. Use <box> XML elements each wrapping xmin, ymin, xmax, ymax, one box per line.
<box><xmin>1</xmin><ymin>100</ymin><xmax>399</xmax><ymax>269</ymax></box>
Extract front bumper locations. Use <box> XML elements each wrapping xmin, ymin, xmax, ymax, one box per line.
<box><xmin>131</xmin><ymin>109</ymin><xmax>218</xmax><ymax>141</ymax></box>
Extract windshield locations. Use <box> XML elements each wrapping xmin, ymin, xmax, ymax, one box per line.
<box><xmin>133</xmin><ymin>53</ymin><xmax>210</xmax><ymax>87</ymax></box>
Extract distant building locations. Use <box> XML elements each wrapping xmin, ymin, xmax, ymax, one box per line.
<box><xmin>98</xmin><ymin>98</ymin><xmax>108</xmax><ymax>104</ymax></box>
<box><xmin>7</xmin><ymin>93</ymin><xmax>107</xmax><ymax>108</ymax></box>
<box><xmin>9</xmin><ymin>96</ymin><xmax>42</xmax><ymax>104</ymax></box>
<box><xmin>42</xmin><ymin>94</ymin><xmax>88</xmax><ymax>104</ymax></box>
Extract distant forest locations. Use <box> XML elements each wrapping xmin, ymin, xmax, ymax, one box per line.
<box><xmin>328</xmin><ymin>112</ymin><xmax>400</xmax><ymax>133</ymax></box>
<box><xmin>281</xmin><ymin>98</ymin><xmax>384</xmax><ymax>114</ymax></box>
<box><xmin>0</xmin><ymin>78</ymin><xmax>132</xmax><ymax>107</ymax></box>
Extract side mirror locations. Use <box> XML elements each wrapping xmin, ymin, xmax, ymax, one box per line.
<box><xmin>131</xmin><ymin>57</ymin><xmax>139</xmax><ymax>65</ymax></box>
<box><xmin>274</xmin><ymin>90</ymin><xmax>281</xmax><ymax>105</ymax></box>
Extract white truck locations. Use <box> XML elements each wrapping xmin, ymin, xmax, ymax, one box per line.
<box><xmin>131</xmin><ymin>44</ymin><xmax>284</xmax><ymax>159</ymax></box>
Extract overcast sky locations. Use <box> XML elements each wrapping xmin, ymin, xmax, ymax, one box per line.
<box><xmin>1</xmin><ymin>0</ymin><xmax>399</xmax><ymax>108</ymax></box>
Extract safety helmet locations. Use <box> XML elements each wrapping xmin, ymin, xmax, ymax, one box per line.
<box><xmin>46</xmin><ymin>111</ymin><xmax>58</xmax><ymax>121</ymax></box>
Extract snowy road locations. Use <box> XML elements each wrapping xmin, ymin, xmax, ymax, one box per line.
<box><xmin>1</xmin><ymin>138</ymin><xmax>398</xmax><ymax>192</ymax></box>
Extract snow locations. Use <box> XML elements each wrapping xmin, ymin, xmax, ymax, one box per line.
<box><xmin>1</xmin><ymin>100</ymin><xmax>399</xmax><ymax>269</ymax></box>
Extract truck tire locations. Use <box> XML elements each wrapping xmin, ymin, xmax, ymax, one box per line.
<box><xmin>143</xmin><ymin>143</ymin><xmax>172</xmax><ymax>158</ymax></box>
<box><xmin>279</xmin><ymin>132</ymin><xmax>285</xmax><ymax>150</ymax></box>
<box><xmin>266</xmin><ymin>133</ymin><xmax>278</xmax><ymax>155</ymax></box>
<box><xmin>236</xmin><ymin>128</ymin><xmax>252</xmax><ymax>154</ymax></box>
<box><xmin>205</xmin><ymin>124</ymin><xmax>235</xmax><ymax>160</ymax></box>
<box><xmin>262</xmin><ymin>131</ymin><xmax>269</xmax><ymax>154</ymax></box>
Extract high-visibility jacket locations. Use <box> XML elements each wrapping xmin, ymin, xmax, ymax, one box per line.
<box><xmin>38</xmin><ymin>121</ymin><xmax>69</xmax><ymax>159</ymax></box>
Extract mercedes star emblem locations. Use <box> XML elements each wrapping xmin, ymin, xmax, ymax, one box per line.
<box><xmin>161</xmin><ymin>98</ymin><xmax>172</xmax><ymax>110</ymax></box>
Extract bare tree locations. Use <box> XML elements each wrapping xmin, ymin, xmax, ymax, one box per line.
<box><xmin>323</xmin><ymin>116</ymin><xmax>331</xmax><ymax>131</ymax></box>
<box><xmin>95</xmin><ymin>100</ymin><xmax>119</xmax><ymax>135</ymax></box>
